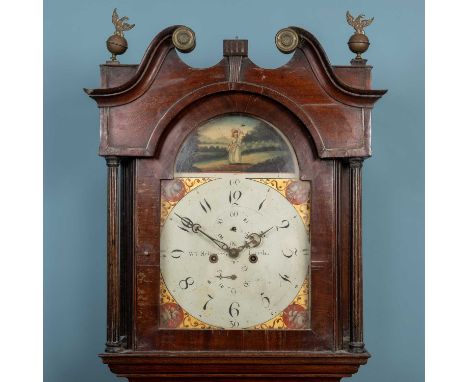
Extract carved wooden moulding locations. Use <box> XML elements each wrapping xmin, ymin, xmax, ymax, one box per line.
<box><xmin>85</xmin><ymin>24</ymin><xmax>386</xmax><ymax>382</ymax></box>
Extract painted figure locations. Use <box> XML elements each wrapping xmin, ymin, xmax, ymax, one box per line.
<box><xmin>174</xmin><ymin>115</ymin><xmax>297</xmax><ymax>174</ymax></box>
<box><xmin>228</xmin><ymin>128</ymin><xmax>244</xmax><ymax>164</ymax></box>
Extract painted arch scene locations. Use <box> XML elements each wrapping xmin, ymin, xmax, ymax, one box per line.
<box><xmin>175</xmin><ymin>115</ymin><xmax>297</xmax><ymax>174</ymax></box>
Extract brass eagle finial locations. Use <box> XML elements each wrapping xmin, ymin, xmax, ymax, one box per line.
<box><xmin>346</xmin><ymin>11</ymin><xmax>374</xmax><ymax>63</ymax></box>
<box><xmin>112</xmin><ymin>8</ymin><xmax>135</xmax><ymax>37</ymax></box>
<box><xmin>105</xmin><ymin>8</ymin><xmax>135</xmax><ymax>63</ymax></box>
<box><xmin>346</xmin><ymin>11</ymin><xmax>374</xmax><ymax>35</ymax></box>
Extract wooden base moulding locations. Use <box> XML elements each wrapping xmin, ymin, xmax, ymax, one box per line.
<box><xmin>101</xmin><ymin>352</ymin><xmax>370</xmax><ymax>381</ymax></box>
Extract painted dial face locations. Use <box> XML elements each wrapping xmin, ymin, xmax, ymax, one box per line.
<box><xmin>160</xmin><ymin>177</ymin><xmax>310</xmax><ymax>329</ymax></box>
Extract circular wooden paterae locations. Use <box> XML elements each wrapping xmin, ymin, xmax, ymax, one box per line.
<box><xmin>275</xmin><ymin>28</ymin><xmax>299</xmax><ymax>53</ymax></box>
<box><xmin>172</xmin><ymin>26</ymin><xmax>196</xmax><ymax>53</ymax></box>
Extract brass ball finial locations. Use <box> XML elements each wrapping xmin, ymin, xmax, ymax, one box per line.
<box><xmin>346</xmin><ymin>11</ymin><xmax>374</xmax><ymax>64</ymax></box>
<box><xmin>172</xmin><ymin>26</ymin><xmax>196</xmax><ymax>53</ymax></box>
<box><xmin>106</xmin><ymin>8</ymin><xmax>135</xmax><ymax>63</ymax></box>
<box><xmin>348</xmin><ymin>33</ymin><xmax>370</xmax><ymax>61</ymax></box>
<box><xmin>106</xmin><ymin>35</ymin><xmax>128</xmax><ymax>62</ymax></box>
<box><xmin>275</xmin><ymin>28</ymin><xmax>299</xmax><ymax>53</ymax></box>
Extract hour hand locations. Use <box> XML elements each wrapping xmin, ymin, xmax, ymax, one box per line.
<box><xmin>175</xmin><ymin>213</ymin><xmax>230</xmax><ymax>251</ymax></box>
<box><xmin>245</xmin><ymin>221</ymin><xmax>289</xmax><ymax>248</ymax></box>
<box><xmin>238</xmin><ymin>227</ymin><xmax>274</xmax><ymax>251</ymax></box>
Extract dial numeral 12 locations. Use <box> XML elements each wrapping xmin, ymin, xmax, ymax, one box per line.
<box><xmin>229</xmin><ymin>190</ymin><xmax>242</xmax><ymax>205</ymax></box>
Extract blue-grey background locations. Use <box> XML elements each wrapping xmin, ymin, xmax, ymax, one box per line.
<box><xmin>44</xmin><ymin>0</ymin><xmax>424</xmax><ymax>381</ymax></box>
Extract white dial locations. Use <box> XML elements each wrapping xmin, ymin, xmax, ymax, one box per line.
<box><xmin>160</xmin><ymin>177</ymin><xmax>310</xmax><ymax>329</ymax></box>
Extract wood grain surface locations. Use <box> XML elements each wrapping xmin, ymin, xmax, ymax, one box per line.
<box><xmin>85</xmin><ymin>25</ymin><xmax>386</xmax><ymax>381</ymax></box>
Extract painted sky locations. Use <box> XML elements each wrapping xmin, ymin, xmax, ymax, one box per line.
<box><xmin>197</xmin><ymin>115</ymin><xmax>256</xmax><ymax>144</ymax></box>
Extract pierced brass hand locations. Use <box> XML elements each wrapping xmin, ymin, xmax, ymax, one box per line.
<box><xmin>237</xmin><ymin>226</ymin><xmax>275</xmax><ymax>252</ymax></box>
<box><xmin>175</xmin><ymin>214</ymin><xmax>230</xmax><ymax>251</ymax></box>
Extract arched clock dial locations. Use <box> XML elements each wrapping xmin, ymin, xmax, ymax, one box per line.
<box><xmin>160</xmin><ymin>177</ymin><xmax>310</xmax><ymax>329</ymax></box>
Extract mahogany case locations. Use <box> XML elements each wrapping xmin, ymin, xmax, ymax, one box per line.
<box><xmin>85</xmin><ymin>25</ymin><xmax>386</xmax><ymax>382</ymax></box>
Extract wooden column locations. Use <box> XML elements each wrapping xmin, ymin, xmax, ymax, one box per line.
<box><xmin>105</xmin><ymin>156</ymin><xmax>123</xmax><ymax>352</ymax></box>
<box><xmin>349</xmin><ymin>158</ymin><xmax>365</xmax><ymax>353</ymax></box>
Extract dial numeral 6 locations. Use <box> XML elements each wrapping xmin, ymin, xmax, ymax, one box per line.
<box><xmin>229</xmin><ymin>302</ymin><xmax>240</xmax><ymax>317</ymax></box>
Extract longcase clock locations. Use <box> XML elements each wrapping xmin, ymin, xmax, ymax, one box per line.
<box><xmin>85</xmin><ymin>23</ymin><xmax>386</xmax><ymax>382</ymax></box>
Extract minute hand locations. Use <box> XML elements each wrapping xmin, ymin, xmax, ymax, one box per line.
<box><xmin>175</xmin><ymin>214</ymin><xmax>229</xmax><ymax>251</ymax></box>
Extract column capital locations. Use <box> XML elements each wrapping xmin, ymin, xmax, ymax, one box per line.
<box><xmin>105</xmin><ymin>156</ymin><xmax>121</xmax><ymax>167</ymax></box>
<box><xmin>348</xmin><ymin>157</ymin><xmax>364</xmax><ymax>168</ymax></box>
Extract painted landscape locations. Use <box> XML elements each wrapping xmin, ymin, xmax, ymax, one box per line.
<box><xmin>175</xmin><ymin>115</ymin><xmax>297</xmax><ymax>174</ymax></box>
